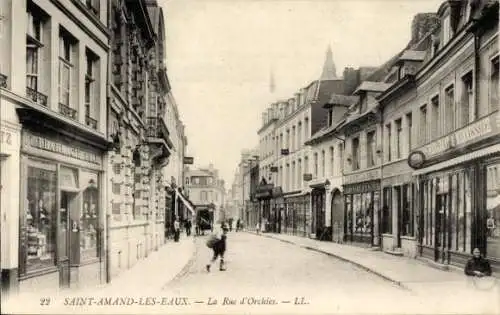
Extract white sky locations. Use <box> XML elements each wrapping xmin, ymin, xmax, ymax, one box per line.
<box><xmin>159</xmin><ymin>0</ymin><xmax>444</xmax><ymax>186</ymax></box>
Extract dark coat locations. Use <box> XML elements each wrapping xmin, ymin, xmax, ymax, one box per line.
<box><xmin>213</xmin><ymin>234</ymin><xmax>227</xmax><ymax>254</ymax></box>
<box><xmin>464</xmin><ymin>257</ymin><xmax>492</xmax><ymax>276</ymax></box>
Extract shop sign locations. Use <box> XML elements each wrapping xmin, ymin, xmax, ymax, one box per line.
<box><xmin>303</xmin><ymin>173</ymin><xmax>313</xmax><ymax>181</ymax></box>
<box><xmin>419</xmin><ymin>111</ymin><xmax>500</xmax><ymax>160</ymax></box>
<box><xmin>344</xmin><ymin>169</ymin><xmax>381</xmax><ymax>185</ymax></box>
<box><xmin>22</xmin><ymin>132</ymin><xmax>100</xmax><ymax>165</ymax></box>
<box><xmin>344</xmin><ymin>181</ymin><xmax>380</xmax><ymax>194</ymax></box>
<box><xmin>408</xmin><ymin>151</ymin><xmax>425</xmax><ymax>169</ymax></box>
<box><xmin>183</xmin><ymin>156</ymin><xmax>194</xmax><ymax>164</ymax></box>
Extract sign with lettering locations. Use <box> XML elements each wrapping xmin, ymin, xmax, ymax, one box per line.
<box><xmin>183</xmin><ymin>156</ymin><xmax>194</xmax><ymax>164</ymax></box>
<box><xmin>303</xmin><ymin>173</ymin><xmax>313</xmax><ymax>181</ymax></box>
<box><xmin>408</xmin><ymin>151</ymin><xmax>425</xmax><ymax>169</ymax></box>
<box><xmin>344</xmin><ymin>180</ymin><xmax>380</xmax><ymax>194</ymax></box>
<box><xmin>22</xmin><ymin>132</ymin><xmax>100</xmax><ymax>164</ymax></box>
<box><xmin>344</xmin><ymin>169</ymin><xmax>381</xmax><ymax>185</ymax></box>
<box><xmin>418</xmin><ymin>111</ymin><xmax>500</xmax><ymax>161</ymax></box>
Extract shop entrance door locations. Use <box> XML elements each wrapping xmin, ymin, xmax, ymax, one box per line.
<box><xmin>331</xmin><ymin>190</ymin><xmax>343</xmax><ymax>243</ymax></box>
<box><xmin>58</xmin><ymin>190</ymin><xmax>78</xmax><ymax>288</ymax></box>
<box><xmin>434</xmin><ymin>194</ymin><xmax>448</xmax><ymax>263</ymax></box>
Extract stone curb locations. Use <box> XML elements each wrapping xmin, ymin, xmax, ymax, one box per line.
<box><xmin>247</xmin><ymin>231</ymin><xmax>411</xmax><ymax>291</ymax></box>
<box><xmin>161</xmin><ymin>237</ymin><xmax>198</xmax><ymax>289</ymax></box>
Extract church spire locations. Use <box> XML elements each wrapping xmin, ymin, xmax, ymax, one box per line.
<box><xmin>320</xmin><ymin>45</ymin><xmax>337</xmax><ymax>80</ymax></box>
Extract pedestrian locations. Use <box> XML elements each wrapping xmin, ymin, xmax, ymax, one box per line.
<box><xmin>206</xmin><ymin>224</ymin><xmax>228</xmax><ymax>272</ymax></box>
<box><xmin>465</xmin><ymin>248</ymin><xmax>492</xmax><ymax>277</ymax></box>
<box><xmin>185</xmin><ymin>219</ymin><xmax>192</xmax><ymax>236</ymax></box>
<box><xmin>256</xmin><ymin>222</ymin><xmax>260</xmax><ymax>235</ymax></box>
<box><xmin>174</xmin><ymin>217</ymin><xmax>181</xmax><ymax>242</ymax></box>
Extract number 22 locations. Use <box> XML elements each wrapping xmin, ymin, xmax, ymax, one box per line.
<box><xmin>40</xmin><ymin>297</ymin><xmax>51</xmax><ymax>306</ymax></box>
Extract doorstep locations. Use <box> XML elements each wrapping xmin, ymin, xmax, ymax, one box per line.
<box><xmin>384</xmin><ymin>248</ymin><xmax>404</xmax><ymax>256</ymax></box>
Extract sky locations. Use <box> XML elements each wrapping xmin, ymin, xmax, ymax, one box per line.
<box><xmin>159</xmin><ymin>0</ymin><xmax>444</xmax><ymax>186</ymax></box>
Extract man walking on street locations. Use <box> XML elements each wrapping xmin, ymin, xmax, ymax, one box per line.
<box><xmin>206</xmin><ymin>224</ymin><xmax>228</xmax><ymax>272</ymax></box>
<box><xmin>174</xmin><ymin>217</ymin><xmax>181</xmax><ymax>242</ymax></box>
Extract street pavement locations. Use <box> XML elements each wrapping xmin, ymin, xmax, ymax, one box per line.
<box><xmin>2</xmin><ymin>232</ymin><xmax>498</xmax><ymax>314</ymax></box>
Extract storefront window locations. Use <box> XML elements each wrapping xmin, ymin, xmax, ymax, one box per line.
<box><xmin>23</xmin><ymin>161</ymin><xmax>57</xmax><ymax>273</ymax></box>
<box><xmin>486</xmin><ymin>162</ymin><xmax>500</xmax><ymax>260</ymax></box>
<box><xmin>345</xmin><ymin>195</ymin><xmax>352</xmax><ymax>236</ymax></box>
<box><xmin>450</xmin><ymin>174</ymin><xmax>458</xmax><ymax>251</ymax></box>
<box><xmin>465</xmin><ymin>171</ymin><xmax>472</xmax><ymax>253</ymax></box>
<box><xmin>80</xmin><ymin>170</ymin><xmax>100</xmax><ymax>260</ymax></box>
<box><xmin>401</xmin><ymin>184</ymin><xmax>413</xmax><ymax>236</ymax></box>
<box><xmin>382</xmin><ymin>187</ymin><xmax>392</xmax><ymax>234</ymax></box>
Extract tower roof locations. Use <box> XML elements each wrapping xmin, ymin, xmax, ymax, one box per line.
<box><xmin>320</xmin><ymin>45</ymin><xmax>338</xmax><ymax>80</ymax></box>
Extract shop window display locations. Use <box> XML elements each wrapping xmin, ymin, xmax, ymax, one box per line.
<box><xmin>345</xmin><ymin>195</ymin><xmax>353</xmax><ymax>236</ymax></box>
<box><xmin>23</xmin><ymin>163</ymin><xmax>57</xmax><ymax>273</ymax></box>
<box><xmin>80</xmin><ymin>171</ymin><xmax>100</xmax><ymax>260</ymax></box>
<box><xmin>486</xmin><ymin>162</ymin><xmax>500</xmax><ymax>260</ymax></box>
<box><xmin>382</xmin><ymin>188</ymin><xmax>392</xmax><ymax>234</ymax></box>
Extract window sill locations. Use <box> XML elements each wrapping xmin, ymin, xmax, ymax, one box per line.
<box><xmin>382</xmin><ymin>233</ymin><xmax>394</xmax><ymax>237</ymax></box>
<box><xmin>400</xmin><ymin>235</ymin><xmax>416</xmax><ymax>241</ymax></box>
<box><xmin>19</xmin><ymin>266</ymin><xmax>58</xmax><ymax>281</ymax></box>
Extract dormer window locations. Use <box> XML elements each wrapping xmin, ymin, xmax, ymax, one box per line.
<box><xmin>442</xmin><ymin>14</ymin><xmax>452</xmax><ymax>45</ymax></box>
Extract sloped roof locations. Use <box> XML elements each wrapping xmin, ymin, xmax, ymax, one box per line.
<box><xmin>353</xmin><ymin>81</ymin><xmax>391</xmax><ymax>95</ymax></box>
<box><xmin>327</xmin><ymin>94</ymin><xmax>358</xmax><ymax>106</ymax></box>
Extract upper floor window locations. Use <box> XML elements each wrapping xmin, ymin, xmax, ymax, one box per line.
<box><xmin>329</xmin><ymin>146</ymin><xmax>334</xmax><ymax>176</ymax></box>
<box><xmin>85</xmin><ymin>49</ymin><xmax>99</xmax><ymax>129</ymax></box>
<box><xmin>313</xmin><ymin>153</ymin><xmax>318</xmax><ymax>177</ymax></box>
<box><xmin>304</xmin><ymin>118</ymin><xmax>309</xmax><ymax>140</ymax></box>
<box><xmin>185</xmin><ymin>177</ymin><xmax>189</xmax><ymax>185</ymax></box>
<box><xmin>58</xmin><ymin>29</ymin><xmax>78</xmax><ymax>119</ymax></box>
<box><xmin>367</xmin><ymin>130</ymin><xmax>376</xmax><ymax>167</ymax></box>
<box><xmin>461</xmin><ymin>72</ymin><xmax>473</xmax><ymax>127</ymax></box>
<box><xmin>385</xmin><ymin>124</ymin><xmax>392</xmax><ymax>162</ymax></box>
<box><xmin>419</xmin><ymin>105</ymin><xmax>428</xmax><ymax>145</ymax></box>
<box><xmin>328</xmin><ymin>109</ymin><xmax>333</xmax><ymax>126</ymax></box>
<box><xmin>490</xmin><ymin>56</ymin><xmax>499</xmax><ymax>112</ymax></box>
<box><xmin>445</xmin><ymin>85</ymin><xmax>455</xmax><ymax>133</ymax></box>
<box><xmin>352</xmin><ymin>137</ymin><xmax>360</xmax><ymax>170</ymax></box>
<box><xmin>193</xmin><ymin>177</ymin><xmax>200</xmax><ymax>185</ymax></box>
<box><xmin>442</xmin><ymin>15</ymin><xmax>452</xmax><ymax>45</ymax></box>
<box><xmin>395</xmin><ymin>119</ymin><xmax>402</xmax><ymax>159</ymax></box>
<box><xmin>321</xmin><ymin>150</ymin><xmax>326</xmax><ymax>177</ymax></box>
<box><xmin>406</xmin><ymin>113</ymin><xmax>413</xmax><ymax>152</ymax></box>
<box><xmin>431</xmin><ymin>95</ymin><xmax>440</xmax><ymax>138</ymax></box>
<box><xmin>26</xmin><ymin>4</ymin><xmax>49</xmax><ymax>106</ymax></box>
<box><xmin>80</xmin><ymin>0</ymin><xmax>100</xmax><ymax>17</ymax></box>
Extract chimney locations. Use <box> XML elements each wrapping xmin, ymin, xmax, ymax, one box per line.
<box><xmin>342</xmin><ymin>67</ymin><xmax>360</xmax><ymax>95</ymax></box>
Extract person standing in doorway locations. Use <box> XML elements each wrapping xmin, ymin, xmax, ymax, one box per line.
<box><xmin>174</xmin><ymin>217</ymin><xmax>181</xmax><ymax>242</ymax></box>
<box><xmin>206</xmin><ymin>224</ymin><xmax>228</xmax><ymax>272</ymax></box>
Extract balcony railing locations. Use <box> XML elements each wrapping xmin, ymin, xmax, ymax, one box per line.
<box><xmin>26</xmin><ymin>87</ymin><xmax>48</xmax><ymax>106</ymax></box>
<box><xmin>85</xmin><ymin>115</ymin><xmax>98</xmax><ymax>130</ymax></box>
<box><xmin>0</xmin><ymin>73</ymin><xmax>7</xmax><ymax>88</ymax></box>
<box><xmin>58</xmin><ymin>103</ymin><xmax>77</xmax><ymax>120</ymax></box>
<box><xmin>146</xmin><ymin>116</ymin><xmax>170</xmax><ymax>140</ymax></box>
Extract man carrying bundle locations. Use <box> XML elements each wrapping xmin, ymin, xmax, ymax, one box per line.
<box><xmin>206</xmin><ymin>223</ymin><xmax>229</xmax><ymax>272</ymax></box>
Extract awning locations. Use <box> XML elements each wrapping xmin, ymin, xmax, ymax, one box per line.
<box><xmin>176</xmin><ymin>188</ymin><xmax>195</xmax><ymax>216</ymax></box>
<box><xmin>413</xmin><ymin>144</ymin><xmax>500</xmax><ymax>176</ymax></box>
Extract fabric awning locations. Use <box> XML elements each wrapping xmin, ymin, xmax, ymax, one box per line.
<box><xmin>176</xmin><ymin>188</ymin><xmax>195</xmax><ymax>216</ymax></box>
<box><xmin>413</xmin><ymin>144</ymin><xmax>500</xmax><ymax>176</ymax></box>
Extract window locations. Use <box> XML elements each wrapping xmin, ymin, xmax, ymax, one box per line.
<box><xmin>201</xmin><ymin>191</ymin><xmax>207</xmax><ymax>201</ymax></box>
<box><xmin>185</xmin><ymin>177</ymin><xmax>189</xmax><ymax>185</ymax></box>
<box><xmin>367</xmin><ymin>130</ymin><xmax>376</xmax><ymax>167</ymax></box>
<box><xmin>321</xmin><ymin>150</ymin><xmax>325</xmax><ymax>177</ymax></box>
<box><xmin>386</xmin><ymin>124</ymin><xmax>392</xmax><ymax>162</ymax></box>
<box><xmin>85</xmin><ymin>49</ymin><xmax>98</xmax><ymax>129</ymax></box>
<box><xmin>442</xmin><ymin>15</ymin><xmax>451</xmax><ymax>44</ymax></box>
<box><xmin>395</xmin><ymin>119</ymin><xmax>402</xmax><ymax>159</ymax></box>
<box><xmin>420</xmin><ymin>105</ymin><xmax>428</xmax><ymax>145</ymax></box>
<box><xmin>194</xmin><ymin>177</ymin><xmax>200</xmax><ymax>185</ymax></box>
<box><xmin>132</xmin><ymin>167</ymin><xmax>141</xmax><ymax>220</ymax></box>
<box><xmin>338</xmin><ymin>143</ymin><xmax>343</xmax><ymax>172</ymax></box>
<box><xmin>58</xmin><ymin>29</ymin><xmax>76</xmax><ymax>118</ymax></box>
<box><xmin>490</xmin><ymin>56</ymin><xmax>499</xmax><ymax>112</ymax></box>
<box><xmin>297</xmin><ymin>122</ymin><xmax>302</xmax><ymax>148</ymax></box>
<box><xmin>292</xmin><ymin>161</ymin><xmax>296</xmax><ymax>189</ymax></box>
<box><xmin>22</xmin><ymin>162</ymin><xmax>57</xmax><ymax>274</ymax></box>
<box><xmin>304</xmin><ymin>156</ymin><xmax>309</xmax><ymax>175</ymax></box>
<box><xmin>431</xmin><ymin>95</ymin><xmax>440</xmax><ymax>138</ymax></box>
<box><xmin>460</xmin><ymin>72</ymin><xmax>473</xmax><ymax>127</ymax></box>
<box><xmin>351</xmin><ymin>137</ymin><xmax>360</xmax><ymax>170</ymax></box>
<box><xmin>286</xmin><ymin>129</ymin><xmax>290</xmax><ymax>149</ymax></box>
<box><xmin>297</xmin><ymin>159</ymin><xmax>302</xmax><ymax>187</ymax></box>
<box><xmin>292</xmin><ymin>126</ymin><xmax>296</xmax><ymax>151</ymax></box>
<box><xmin>401</xmin><ymin>184</ymin><xmax>414</xmax><ymax>236</ymax></box>
<box><xmin>313</xmin><ymin>153</ymin><xmax>318</xmax><ymax>177</ymax></box>
<box><xmin>80</xmin><ymin>171</ymin><xmax>100</xmax><ymax>260</ymax></box>
<box><xmin>382</xmin><ymin>187</ymin><xmax>392</xmax><ymax>234</ymax></box>
<box><xmin>406</xmin><ymin>113</ymin><xmax>412</xmax><ymax>152</ymax></box>
<box><xmin>486</xmin><ymin>163</ymin><xmax>500</xmax><ymax>260</ymax></box>
<box><xmin>328</xmin><ymin>109</ymin><xmax>333</xmax><ymax>126</ymax></box>
<box><xmin>26</xmin><ymin>9</ymin><xmax>43</xmax><ymax>93</ymax></box>
<box><xmin>81</xmin><ymin>0</ymin><xmax>99</xmax><ymax>16</ymax></box>
<box><xmin>445</xmin><ymin>85</ymin><xmax>455</xmax><ymax>133</ymax></box>
<box><xmin>304</xmin><ymin>118</ymin><xmax>309</xmax><ymax>140</ymax></box>
<box><xmin>329</xmin><ymin>146</ymin><xmax>334</xmax><ymax>176</ymax></box>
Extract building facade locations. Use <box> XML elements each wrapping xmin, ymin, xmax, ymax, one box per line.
<box><xmin>1</xmin><ymin>0</ymin><xmax>110</xmax><ymax>293</ymax></box>
<box><xmin>185</xmin><ymin>164</ymin><xmax>226</xmax><ymax>228</ymax></box>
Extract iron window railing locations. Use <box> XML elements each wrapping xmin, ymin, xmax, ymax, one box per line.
<box><xmin>58</xmin><ymin>103</ymin><xmax>77</xmax><ymax>120</ymax></box>
<box><xmin>26</xmin><ymin>87</ymin><xmax>48</xmax><ymax>106</ymax></box>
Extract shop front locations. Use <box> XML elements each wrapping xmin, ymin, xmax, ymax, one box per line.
<box><xmin>410</xmin><ymin>111</ymin><xmax>500</xmax><ymax>271</ymax></box>
<box><xmin>17</xmin><ymin>125</ymin><xmax>108</xmax><ymax>292</ymax></box>
<box><xmin>282</xmin><ymin>192</ymin><xmax>310</xmax><ymax>238</ymax></box>
<box><xmin>255</xmin><ymin>179</ymin><xmax>274</xmax><ymax>232</ymax></box>
<box><xmin>343</xmin><ymin>169</ymin><xmax>381</xmax><ymax>246</ymax></box>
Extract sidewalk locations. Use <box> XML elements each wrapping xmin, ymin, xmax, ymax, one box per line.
<box><xmin>90</xmin><ymin>236</ymin><xmax>197</xmax><ymax>295</ymax></box>
<box><xmin>248</xmin><ymin>231</ymin><xmax>498</xmax><ymax>293</ymax></box>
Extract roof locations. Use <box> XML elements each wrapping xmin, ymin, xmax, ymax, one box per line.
<box><xmin>353</xmin><ymin>81</ymin><xmax>391</xmax><ymax>95</ymax></box>
<box><xmin>187</xmin><ymin>169</ymin><xmax>212</xmax><ymax>177</ymax></box>
<box><xmin>399</xmin><ymin>50</ymin><xmax>427</xmax><ymax>62</ymax></box>
<box><xmin>327</xmin><ymin>94</ymin><xmax>358</xmax><ymax>106</ymax></box>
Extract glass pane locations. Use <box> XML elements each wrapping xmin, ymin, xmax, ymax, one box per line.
<box><xmin>450</xmin><ymin>174</ymin><xmax>457</xmax><ymax>251</ymax></box>
<box><xmin>24</xmin><ymin>163</ymin><xmax>57</xmax><ymax>272</ymax></box>
<box><xmin>353</xmin><ymin>194</ymin><xmax>362</xmax><ymax>234</ymax></box>
<box><xmin>486</xmin><ymin>163</ymin><xmax>500</xmax><ymax>260</ymax></box>
<box><xmin>457</xmin><ymin>172</ymin><xmax>465</xmax><ymax>252</ymax></box>
<box><xmin>80</xmin><ymin>171</ymin><xmax>99</xmax><ymax>260</ymax></box>
<box><xmin>465</xmin><ymin>171</ymin><xmax>472</xmax><ymax>253</ymax></box>
<box><xmin>345</xmin><ymin>195</ymin><xmax>352</xmax><ymax>236</ymax></box>
<box><xmin>423</xmin><ymin>182</ymin><xmax>428</xmax><ymax>245</ymax></box>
